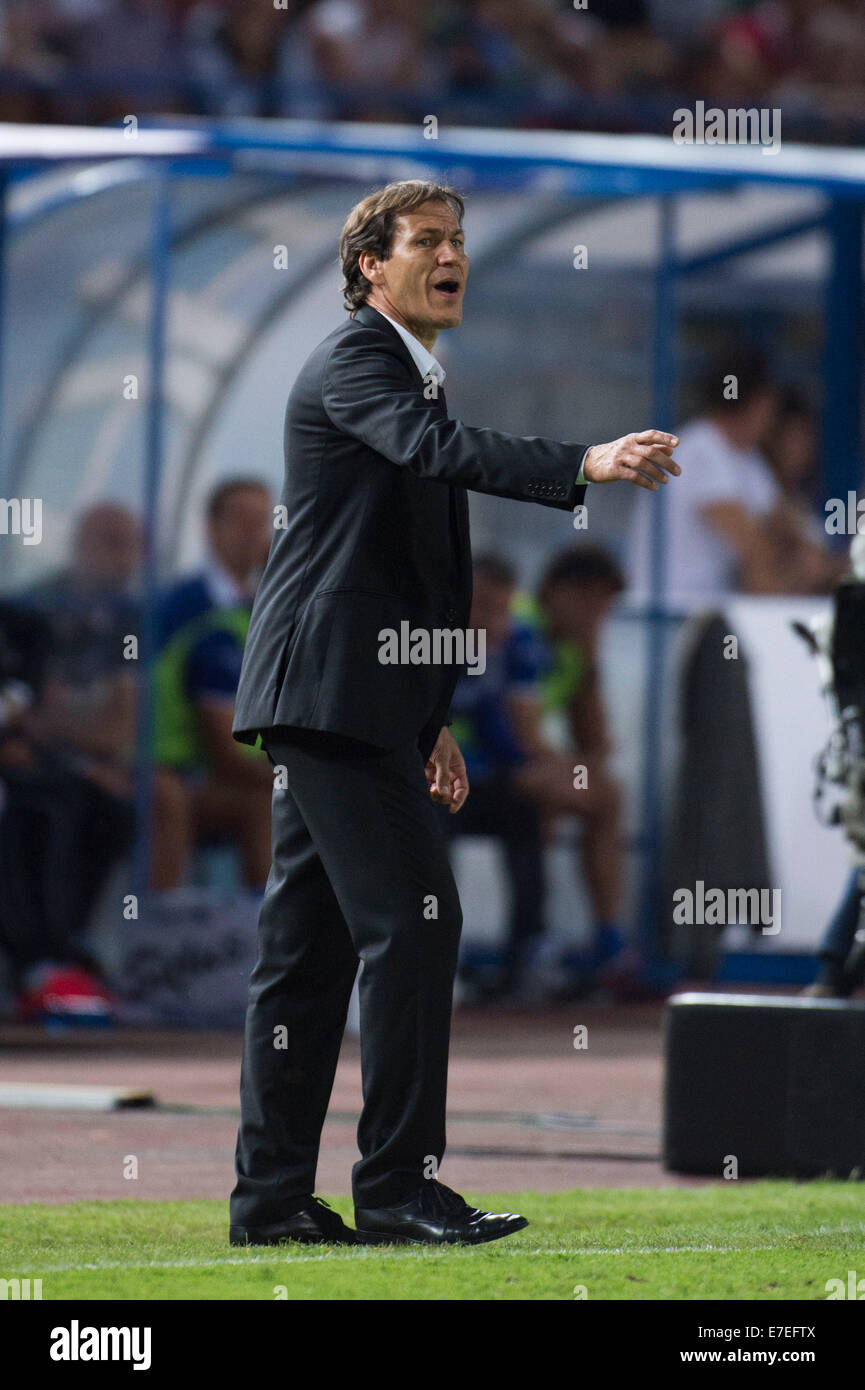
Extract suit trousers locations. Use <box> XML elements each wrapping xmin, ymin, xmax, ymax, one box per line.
<box><xmin>230</xmin><ymin>725</ymin><xmax>463</xmax><ymax>1222</ymax></box>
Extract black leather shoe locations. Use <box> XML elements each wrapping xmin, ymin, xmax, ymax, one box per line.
<box><xmin>230</xmin><ymin>1196</ymin><xmax>359</xmax><ymax>1246</ymax></box>
<box><xmin>355</xmin><ymin>1180</ymin><xmax>528</xmax><ymax>1245</ymax></box>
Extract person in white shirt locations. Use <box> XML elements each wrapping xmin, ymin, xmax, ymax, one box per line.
<box><xmin>763</xmin><ymin>387</ymin><xmax>848</xmax><ymax>594</ymax></box>
<box><xmin>628</xmin><ymin>349</ymin><xmax>791</xmax><ymax>606</ymax></box>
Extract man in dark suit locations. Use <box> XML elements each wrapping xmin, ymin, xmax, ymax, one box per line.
<box><xmin>229</xmin><ymin>179</ymin><xmax>680</xmax><ymax>1247</ymax></box>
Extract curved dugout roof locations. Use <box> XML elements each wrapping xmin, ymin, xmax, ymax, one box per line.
<box><xmin>0</xmin><ymin>117</ymin><xmax>862</xmax><ymax>587</ymax></box>
<box><xmin>3</xmin><ymin>118</ymin><xmax>865</xmax><ymax>196</ymax></box>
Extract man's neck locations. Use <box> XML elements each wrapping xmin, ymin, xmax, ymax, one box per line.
<box><xmin>209</xmin><ymin>555</ymin><xmax>252</xmax><ymax>596</ymax></box>
<box><xmin>365</xmin><ymin>295</ymin><xmax>438</xmax><ymax>352</ymax></box>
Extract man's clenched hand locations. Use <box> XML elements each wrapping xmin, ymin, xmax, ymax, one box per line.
<box><xmin>583</xmin><ymin>431</ymin><xmax>680</xmax><ymax>490</ymax></box>
<box><xmin>426</xmin><ymin>727</ymin><xmax>469</xmax><ymax>814</ymax></box>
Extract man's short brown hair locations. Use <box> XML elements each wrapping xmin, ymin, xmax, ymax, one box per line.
<box><xmin>339</xmin><ymin>180</ymin><xmax>465</xmax><ymax>316</ymax></box>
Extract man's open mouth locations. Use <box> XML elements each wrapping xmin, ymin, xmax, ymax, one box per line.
<box><xmin>432</xmin><ymin>280</ymin><xmax>461</xmax><ymax>298</ymax></box>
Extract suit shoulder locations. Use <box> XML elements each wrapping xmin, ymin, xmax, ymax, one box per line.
<box><xmin>293</xmin><ymin>314</ymin><xmax>399</xmax><ymax>383</ymax></box>
<box><xmin>322</xmin><ymin>319</ymin><xmax>416</xmax><ymax>394</ymax></box>
<box><xmin>288</xmin><ymin>317</ymin><xmax>415</xmax><ymax>427</ymax></box>
<box><xmin>315</xmin><ymin>312</ymin><xmax>392</xmax><ymax>355</ymax></box>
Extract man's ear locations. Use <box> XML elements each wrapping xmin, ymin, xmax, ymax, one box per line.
<box><xmin>358</xmin><ymin>251</ymin><xmax>380</xmax><ymax>286</ymax></box>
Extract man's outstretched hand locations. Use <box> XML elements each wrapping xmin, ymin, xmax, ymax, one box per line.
<box><xmin>583</xmin><ymin>430</ymin><xmax>680</xmax><ymax>490</ymax></box>
<box><xmin>426</xmin><ymin>727</ymin><xmax>469</xmax><ymax>814</ymax></box>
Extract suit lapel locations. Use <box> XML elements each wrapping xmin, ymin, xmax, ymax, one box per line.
<box><xmin>437</xmin><ymin>385</ymin><xmax>471</xmax><ymax>595</ymax></box>
<box><xmin>354</xmin><ymin>305</ymin><xmax>470</xmax><ymax>599</ymax></box>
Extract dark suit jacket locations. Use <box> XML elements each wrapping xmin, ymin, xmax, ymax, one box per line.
<box><xmin>232</xmin><ymin>303</ymin><xmax>588</xmax><ymax>762</ymax></box>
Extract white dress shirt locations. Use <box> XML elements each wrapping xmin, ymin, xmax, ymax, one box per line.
<box><xmin>374</xmin><ymin>309</ymin><xmax>446</xmax><ymax>387</ymax></box>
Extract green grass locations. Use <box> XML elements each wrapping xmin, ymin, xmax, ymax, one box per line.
<box><xmin>2</xmin><ymin>1183</ymin><xmax>864</xmax><ymax>1300</ymax></box>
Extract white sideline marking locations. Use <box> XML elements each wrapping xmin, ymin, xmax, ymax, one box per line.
<box><xmin>0</xmin><ymin>1083</ymin><xmax>153</xmax><ymax>1111</ymax></box>
<box><xmin>36</xmin><ymin>1244</ymin><xmax>794</xmax><ymax>1274</ymax></box>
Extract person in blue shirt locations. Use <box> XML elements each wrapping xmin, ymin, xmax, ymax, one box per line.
<box><xmin>803</xmin><ymin>870</ymin><xmax>865</xmax><ymax>999</ymax></box>
<box><xmin>447</xmin><ymin>546</ymin><xmax>628</xmax><ymax>999</ymax></box>
<box><xmin>445</xmin><ymin>554</ymin><xmax>549</xmax><ymax>998</ymax></box>
<box><xmin>520</xmin><ymin>546</ymin><xmax>628</xmax><ymax>989</ymax></box>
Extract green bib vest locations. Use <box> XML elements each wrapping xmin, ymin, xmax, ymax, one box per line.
<box><xmin>154</xmin><ymin>605</ymin><xmax>261</xmax><ymax>770</ymax></box>
<box><xmin>510</xmin><ymin>592</ymin><xmax>587</xmax><ymax>714</ymax></box>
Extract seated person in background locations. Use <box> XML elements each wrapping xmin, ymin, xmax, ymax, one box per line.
<box><xmin>628</xmin><ymin>347</ymin><xmax>835</xmax><ymax>604</ymax></box>
<box><xmin>24</xmin><ymin>502</ymin><xmax>142</xmax><ymax>799</ymax></box>
<box><xmin>2</xmin><ymin>503</ymin><xmax>146</xmax><ymax>1023</ymax></box>
<box><xmin>152</xmin><ymin>477</ymin><xmax>273</xmax><ymax>892</ymax></box>
<box><xmin>802</xmin><ymin>868</ymin><xmax>864</xmax><ymax>1000</ymax></box>
<box><xmin>447</xmin><ymin>549</ymin><xmax>626</xmax><ymax>998</ymax></box>
<box><xmin>445</xmin><ymin>554</ymin><xmax>550</xmax><ymax>1000</ymax></box>
<box><xmin>764</xmin><ymin>387</ymin><xmax>848</xmax><ymax>594</ymax></box>
<box><xmin>514</xmin><ymin>545</ymin><xmax>627</xmax><ymax>988</ymax></box>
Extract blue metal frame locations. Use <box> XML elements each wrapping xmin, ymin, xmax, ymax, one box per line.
<box><xmin>0</xmin><ymin>172</ymin><xmax>7</xmax><ymax>500</ymax></box>
<box><xmin>675</xmin><ymin>211</ymin><xmax>827</xmax><ymax>277</ymax></box>
<box><xmin>131</xmin><ymin>167</ymin><xmax>171</xmax><ymax>897</ymax></box>
<box><xmin>822</xmin><ymin>203</ymin><xmax>864</xmax><ymax>505</ymax></box>
<box><xmin>638</xmin><ymin>195</ymin><xmax>679</xmax><ymax>982</ymax></box>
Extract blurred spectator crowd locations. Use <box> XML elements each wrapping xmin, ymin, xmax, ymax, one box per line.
<box><xmin>1</xmin><ymin>0</ymin><xmax>865</xmax><ymax>143</ymax></box>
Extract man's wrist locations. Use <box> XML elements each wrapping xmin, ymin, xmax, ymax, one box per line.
<box><xmin>576</xmin><ymin>445</ymin><xmax>594</xmax><ymax>486</ymax></box>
